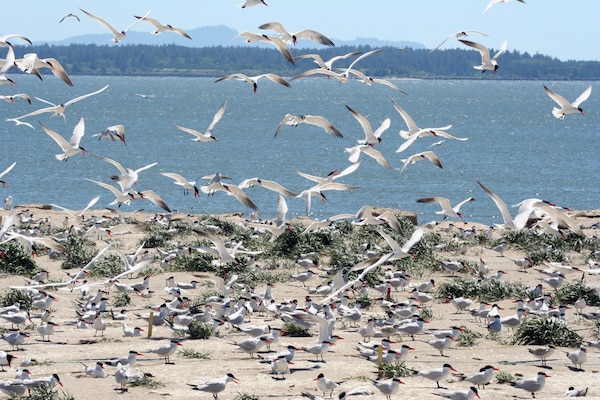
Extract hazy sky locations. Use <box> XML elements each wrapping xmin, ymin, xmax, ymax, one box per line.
<box><xmin>2</xmin><ymin>0</ymin><xmax>598</xmax><ymax>61</ymax></box>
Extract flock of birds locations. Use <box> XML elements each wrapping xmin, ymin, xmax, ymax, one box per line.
<box><xmin>0</xmin><ymin>1</ymin><xmax>597</xmax><ymax>399</ymax></box>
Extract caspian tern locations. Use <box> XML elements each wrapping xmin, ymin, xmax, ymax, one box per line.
<box><xmin>136</xmin><ymin>189</ymin><xmax>171</xmax><ymax>212</ymax></box>
<box><xmin>85</xmin><ymin>179</ymin><xmax>136</xmax><ymax>207</ymax></box>
<box><xmin>79</xmin><ymin>8</ymin><xmax>151</xmax><ymax>43</ymax></box>
<box><xmin>231</xmin><ymin>31</ymin><xmax>294</xmax><ymax>64</ymax></box>
<box><xmin>294</xmin><ymin>48</ymin><xmax>383</xmax><ymax>84</ymax></box>
<box><xmin>39</xmin><ymin>118</ymin><xmax>86</xmax><ymax>161</ymax></box>
<box><xmin>346</xmin><ymin>144</ymin><xmax>392</xmax><ymax>168</ymax></box>
<box><xmin>417</xmin><ymin>363</ymin><xmax>457</xmax><ymax>388</ymax></box>
<box><xmin>258</xmin><ymin>22</ymin><xmax>334</xmax><ymax>46</ymax></box>
<box><xmin>371</xmin><ymin>377</ymin><xmax>404</xmax><ymax>400</ymax></box>
<box><xmin>390</xmin><ymin>99</ymin><xmax>461</xmax><ymax>143</ymax></box>
<box><xmin>0</xmin><ymin>94</ymin><xmax>31</xmax><ymax>104</ymax></box>
<box><xmin>274</xmin><ymin>114</ymin><xmax>342</xmax><ymax>138</ymax></box>
<box><xmin>483</xmin><ymin>0</ymin><xmax>526</xmax><ymax>14</ymax></box>
<box><xmin>147</xmin><ymin>340</ymin><xmax>182</xmax><ymax>364</ymax></box>
<box><xmin>237</xmin><ymin>177</ymin><xmax>299</xmax><ymax>197</ymax></box>
<box><xmin>416</xmin><ymin>196</ymin><xmax>475</xmax><ymax>219</ymax></box>
<box><xmin>346</xmin><ymin>104</ymin><xmax>391</xmax><ymax>145</ymax></box>
<box><xmin>50</xmin><ymin>195</ymin><xmax>100</xmax><ymax>223</ymax></box>
<box><xmin>476</xmin><ymin>181</ymin><xmax>516</xmax><ymax>229</ymax></box>
<box><xmin>0</xmin><ymin>162</ymin><xmax>16</xmax><ymax>187</ymax></box>
<box><xmin>543</xmin><ymin>84</ymin><xmax>592</xmax><ymax>120</ymax></box>
<box><xmin>0</xmin><ymin>45</ymin><xmax>15</xmax><ymax>86</ymax></box>
<box><xmin>294</xmin><ymin>50</ymin><xmax>362</xmax><ymax>71</ymax></box>
<box><xmin>175</xmin><ymin>100</ymin><xmax>227</xmax><ymax>142</ymax></box>
<box><xmin>189</xmin><ymin>373</ymin><xmax>239</xmax><ymax>398</ymax></box>
<box><xmin>93</xmin><ymin>124</ymin><xmax>126</xmax><ymax>145</ymax></box>
<box><xmin>134</xmin><ymin>15</ymin><xmax>192</xmax><ymax>39</ymax></box>
<box><xmin>201</xmin><ymin>172</ymin><xmax>259</xmax><ymax>210</ymax></box>
<box><xmin>215</xmin><ymin>73</ymin><xmax>290</xmax><ymax>93</ymax></box>
<box><xmin>14</xmin><ymin>53</ymin><xmax>73</xmax><ymax>86</ymax></box>
<box><xmin>459</xmin><ymin>39</ymin><xmax>508</xmax><ymax>73</ymax></box>
<box><xmin>511</xmin><ymin>371</ymin><xmax>549</xmax><ymax>398</ymax></box>
<box><xmin>431</xmin><ymin>30</ymin><xmax>488</xmax><ymax>52</ymax></box>
<box><xmin>398</xmin><ymin>151</ymin><xmax>443</xmax><ymax>175</ymax></box>
<box><xmin>93</xmin><ymin>155</ymin><xmax>157</xmax><ymax>193</ymax></box>
<box><xmin>0</xmin><ymin>34</ymin><xmax>32</xmax><ymax>47</ymax></box>
<box><xmin>10</xmin><ymin>85</ymin><xmax>109</xmax><ymax>122</ymax></box>
<box><xmin>239</xmin><ymin>0</ymin><xmax>267</xmax><ymax>8</ymax></box>
<box><xmin>160</xmin><ymin>172</ymin><xmax>201</xmax><ymax>196</ymax></box>
<box><xmin>59</xmin><ymin>13</ymin><xmax>80</xmax><ymax>23</ymax></box>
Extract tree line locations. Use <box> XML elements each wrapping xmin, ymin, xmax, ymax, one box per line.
<box><xmin>15</xmin><ymin>43</ymin><xmax>600</xmax><ymax>80</ymax></box>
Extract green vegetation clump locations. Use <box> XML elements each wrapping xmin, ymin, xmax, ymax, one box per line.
<box><xmin>0</xmin><ymin>241</ymin><xmax>37</xmax><ymax>275</ymax></box>
<box><xmin>60</xmin><ymin>235</ymin><xmax>97</xmax><ymax>270</ymax></box>
<box><xmin>436</xmin><ymin>276</ymin><xmax>527</xmax><ymax>302</ymax></box>
<box><xmin>187</xmin><ymin>321</ymin><xmax>218</xmax><ymax>340</ymax></box>
<box><xmin>179</xmin><ymin>348</ymin><xmax>211</xmax><ymax>359</ymax></box>
<box><xmin>555</xmin><ymin>281</ymin><xmax>600</xmax><ymax>307</ymax></box>
<box><xmin>456</xmin><ymin>327</ymin><xmax>483</xmax><ymax>347</ymax></box>
<box><xmin>0</xmin><ymin>289</ymin><xmax>33</xmax><ymax>311</ymax></box>
<box><xmin>511</xmin><ymin>315</ymin><xmax>583</xmax><ymax>347</ymax></box>
<box><xmin>379</xmin><ymin>361</ymin><xmax>413</xmax><ymax>379</ymax></box>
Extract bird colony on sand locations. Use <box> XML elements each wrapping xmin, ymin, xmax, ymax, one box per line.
<box><xmin>0</xmin><ymin>0</ymin><xmax>597</xmax><ymax>399</ymax></box>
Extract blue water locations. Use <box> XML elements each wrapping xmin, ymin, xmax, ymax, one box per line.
<box><xmin>1</xmin><ymin>75</ymin><xmax>598</xmax><ymax>225</ymax></box>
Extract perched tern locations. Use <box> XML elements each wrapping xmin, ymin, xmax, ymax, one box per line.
<box><xmin>543</xmin><ymin>84</ymin><xmax>592</xmax><ymax>120</ymax></box>
<box><xmin>79</xmin><ymin>8</ymin><xmax>151</xmax><ymax>43</ymax></box>
<box><xmin>175</xmin><ymin>100</ymin><xmax>227</xmax><ymax>142</ymax></box>
<box><xmin>459</xmin><ymin>39</ymin><xmax>508</xmax><ymax>73</ymax></box>
<box><xmin>435</xmin><ymin>386</ymin><xmax>480</xmax><ymax>400</ymax></box>
<box><xmin>511</xmin><ymin>371</ymin><xmax>549</xmax><ymax>398</ymax></box>
<box><xmin>417</xmin><ymin>363</ymin><xmax>457</xmax><ymax>388</ymax></box>
<box><xmin>371</xmin><ymin>377</ymin><xmax>404</xmax><ymax>400</ymax></box>
<box><xmin>147</xmin><ymin>340</ymin><xmax>182</xmax><ymax>364</ymax></box>
<box><xmin>461</xmin><ymin>365</ymin><xmax>498</xmax><ymax>388</ymax></box>
<box><xmin>189</xmin><ymin>373</ymin><xmax>239</xmax><ymax>398</ymax></box>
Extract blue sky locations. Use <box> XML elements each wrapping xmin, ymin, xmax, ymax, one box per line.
<box><xmin>2</xmin><ymin>0</ymin><xmax>598</xmax><ymax>61</ymax></box>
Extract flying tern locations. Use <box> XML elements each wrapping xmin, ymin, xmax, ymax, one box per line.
<box><xmin>175</xmin><ymin>100</ymin><xmax>227</xmax><ymax>142</ymax></box>
<box><xmin>79</xmin><ymin>8</ymin><xmax>151</xmax><ymax>43</ymax></box>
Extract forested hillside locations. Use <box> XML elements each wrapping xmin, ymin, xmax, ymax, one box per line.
<box><xmin>15</xmin><ymin>43</ymin><xmax>600</xmax><ymax>80</ymax></box>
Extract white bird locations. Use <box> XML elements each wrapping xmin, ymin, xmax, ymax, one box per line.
<box><xmin>93</xmin><ymin>124</ymin><xmax>126</xmax><ymax>145</ymax></box>
<box><xmin>81</xmin><ymin>361</ymin><xmax>106</xmax><ymax>378</ymax></box>
<box><xmin>134</xmin><ymin>15</ymin><xmax>191</xmax><ymax>39</ymax></box>
<box><xmin>230</xmin><ymin>32</ymin><xmax>295</xmax><ymax>64</ymax></box>
<box><xmin>566</xmin><ymin>347</ymin><xmax>587</xmax><ymax>370</ymax></box>
<box><xmin>0</xmin><ymin>45</ymin><xmax>15</xmax><ymax>86</ymax></box>
<box><xmin>427</xmin><ymin>335</ymin><xmax>454</xmax><ymax>356</ymax></box>
<box><xmin>491</xmin><ymin>241</ymin><xmax>508</xmax><ymax>257</ymax></box>
<box><xmin>417</xmin><ymin>196</ymin><xmax>475</xmax><ymax>219</ymax></box>
<box><xmin>136</xmin><ymin>189</ymin><xmax>172</xmax><ymax>213</ymax></box>
<box><xmin>436</xmin><ymin>387</ymin><xmax>481</xmax><ymax>400</ymax></box>
<box><xmin>79</xmin><ymin>8</ymin><xmax>150</xmax><ymax>43</ymax></box>
<box><xmin>460</xmin><ymin>39</ymin><xmax>508</xmax><ymax>73</ymax></box>
<box><xmin>39</xmin><ymin>118</ymin><xmax>86</xmax><ymax>161</ymax></box>
<box><xmin>417</xmin><ymin>363</ymin><xmax>457</xmax><ymax>388</ymax></box>
<box><xmin>294</xmin><ymin>50</ymin><xmax>362</xmax><ymax>71</ymax></box>
<box><xmin>215</xmin><ymin>72</ymin><xmax>291</xmax><ymax>93</ymax></box>
<box><xmin>511</xmin><ymin>371</ymin><xmax>549</xmax><ymax>398</ymax></box>
<box><xmin>237</xmin><ymin>177</ymin><xmax>299</xmax><ymax>197</ymax></box>
<box><xmin>431</xmin><ymin>30</ymin><xmax>488</xmax><ymax>52</ymax></box>
<box><xmin>477</xmin><ymin>181</ymin><xmax>516</xmax><ymax>229</ymax></box>
<box><xmin>372</xmin><ymin>377</ymin><xmax>404</xmax><ymax>400</ymax></box>
<box><xmin>51</xmin><ymin>196</ymin><xmax>99</xmax><ymax>225</ymax></box>
<box><xmin>313</xmin><ymin>373</ymin><xmax>343</xmax><ymax>397</ymax></box>
<box><xmin>14</xmin><ymin>53</ymin><xmax>73</xmax><ymax>86</ymax></box>
<box><xmin>0</xmin><ymin>94</ymin><xmax>31</xmax><ymax>104</ymax></box>
<box><xmin>175</xmin><ymin>100</ymin><xmax>227</xmax><ymax>142</ymax></box>
<box><xmin>161</xmin><ymin>172</ymin><xmax>201</xmax><ymax>197</ymax></box>
<box><xmin>59</xmin><ymin>13</ymin><xmax>80</xmax><ymax>23</ymax></box>
<box><xmin>0</xmin><ymin>162</ymin><xmax>16</xmax><ymax>187</ymax></box>
<box><xmin>147</xmin><ymin>340</ymin><xmax>182</xmax><ymax>364</ymax></box>
<box><xmin>93</xmin><ymin>155</ymin><xmax>157</xmax><ymax>193</ymax></box>
<box><xmin>398</xmin><ymin>151</ymin><xmax>443</xmax><ymax>175</ymax></box>
<box><xmin>292</xmin><ymin>48</ymin><xmax>383</xmax><ymax>83</ymax></box>
<box><xmin>390</xmin><ymin>99</ymin><xmax>456</xmax><ymax>141</ymax></box>
<box><xmin>201</xmin><ymin>173</ymin><xmax>259</xmax><ymax>210</ymax></box>
<box><xmin>85</xmin><ymin>179</ymin><xmax>136</xmax><ymax>207</ymax></box>
<box><xmin>564</xmin><ymin>386</ymin><xmax>588</xmax><ymax>397</ymax></box>
<box><xmin>302</xmin><ymin>340</ymin><xmax>334</xmax><ymax>362</ymax></box>
<box><xmin>189</xmin><ymin>373</ymin><xmax>239</xmax><ymax>399</ymax></box>
<box><xmin>483</xmin><ymin>0</ymin><xmax>526</xmax><ymax>14</ymax></box>
<box><xmin>461</xmin><ymin>365</ymin><xmax>498</xmax><ymax>389</ymax></box>
<box><xmin>10</xmin><ymin>85</ymin><xmax>109</xmax><ymax>121</ymax></box>
<box><xmin>274</xmin><ymin>114</ymin><xmax>343</xmax><ymax>138</ymax></box>
<box><xmin>0</xmin><ymin>34</ymin><xmax>32</xmax><ymax>47</ymax></box>
<box><xmin>4</xmin><ymin>118</ymin><xmax>34</xmax><ymax>129</ymax></box>
<box><xmin>346</xmin><ymin>104</ymin><xmax>391</xmax><ymax>145</ymax></box>
<box><xmin>543</xmin><ymin>84</ymin><xmax>592</xmax><ymax>120</ymax></box>
<box><xmin>345</xmin><ymin>144</ymin><xmax>392</xmax><ymax>168</ymax></box>
<box><xmin>258</xmin><ymin>22</ymin><xmax>334</xmax><ymax>46</ymax></box>
<box><xmin>239</xmin><ymin>0</ymin><xmax>267</xmax><ymax>8</ymax></box>
<box><xmin>36</xmin><ymin>321</ymin><xmax>58</xmax><ymax>341</ymax></box>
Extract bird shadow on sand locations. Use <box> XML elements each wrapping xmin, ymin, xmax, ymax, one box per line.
<box><xmin>567</xmin><ymin>366</ymin><xmax>585</xmax><ymax>372</ymax></box>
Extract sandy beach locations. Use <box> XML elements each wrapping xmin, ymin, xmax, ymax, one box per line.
<box><xmin>0</xmin><ymin>205</ymin><xmax>598</xmax><ymax>400</ymax></box>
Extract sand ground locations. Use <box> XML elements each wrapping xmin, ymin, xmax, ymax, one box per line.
<box><xmin>0</xmin><ymin>207</ymin><xmax>599</xmax><ymax>400</ymax></box>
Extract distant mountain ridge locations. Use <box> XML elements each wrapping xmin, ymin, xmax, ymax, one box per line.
<box><xmin>42</xmin><ymin>25</ymin><xmax>426</xmax><ymax>50</ymax></box>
